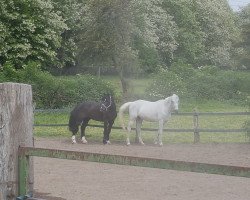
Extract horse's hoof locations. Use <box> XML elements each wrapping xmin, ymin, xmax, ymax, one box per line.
<box><xmin>81</xmin><ymin>137</ymin><xmax>88</xmax><ymax>144</ymax></box>
<box><xmin>139</xmin><ymin>140</ymin><xmax>145</xmax><ymax>145</ymax></box>
<box><xmin>126</xmin><ymin>138</ymin><xmax>131</xmax><ymax>146</ymax></box>
<box><xmin>106</xmin><ymin>140</ymin><xmax>111</xmax><ymax>145</ymax></box>
<box><xmin>103</xmin><ymin>140</ymin><xmax>109</xmax><ymax>145</ymax></box>
<box><xmin>72</xmin><ymin>135</ymin><xmax>77</xmax><ymax>144</ymax></box>
<box><xmin>81</xmin><ymin>139</ymin><xmax>88</xmax><ymax>144</ymax></box>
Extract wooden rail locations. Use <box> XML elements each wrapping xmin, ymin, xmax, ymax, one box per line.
<box><xmin>18</xmin><ymin>146</ymin><xmax>250</xmax><ymax>197</ymax></box>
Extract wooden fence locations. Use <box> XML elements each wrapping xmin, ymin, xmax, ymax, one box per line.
<box><xmin>17</xmin><ymin>110</ymin><xmax>250</xmax><ymax>198</ymax></box>
<box><xmin>34</xmin><ymin>109</ymin><xmax>249</xmax><ymax>143</ymax></box>
<box><xmin>18</xmin><ymin>146</ymin><xmax>250</xmax><ymax>198</ymax></box>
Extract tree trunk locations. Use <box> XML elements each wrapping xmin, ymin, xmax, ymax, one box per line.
<box><xmin>0</xmin><ymin>83</ymin><xmax>34</xmax><ymax>200</ymax></box>
<box><xmin>112</xmin><ymin>57</ymin><xmax>129</xmax><ymax>97</ymax></box>
<box><xmin>119</xmin><ymin>68</ymin><xmax>128</xmax><ymax>95</ymax></box>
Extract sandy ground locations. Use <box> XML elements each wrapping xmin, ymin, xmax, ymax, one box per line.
<box><xmin>33</xmin><ymin>138</ymin><xmax>250</xmax><ymax>200</ymax></box>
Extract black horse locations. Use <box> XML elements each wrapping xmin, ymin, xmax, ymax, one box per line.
<box><xmin>69</xmin><ymin>94</ymin><xmax>117</xmax><ymax>144</ymax></box>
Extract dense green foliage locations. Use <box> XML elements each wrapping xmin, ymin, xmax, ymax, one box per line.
<box><xmin>162</xmin><ymin>0</ymin><xmax>239</xmax><ymax>67</ymax></box>
<box><xmin>0</xmin><ymin>0</ymin><xmax>67</xmax><ymax>69</ymax></box>
<box><xmin>147</xmin><ymin>64</ymin><xmax>250</xmax><ymax>105</ymax></box>
<box><xmin>1</xmin><ymin>0</ymin><xmax>248</xmax><ymax>72</ymax></box>
<box><xmin>1</xmin><ymin>61</ymin><xmax>249</xmax><ymax>108</ymax></box>
<box><xmin>0</xmin><ymin>62</ymin><xmax>116</xmax><ymax>108</ymax></box>
<box><xmin>237</xmin><ymin>4</ymin><xmax>250</xmax><ymax>69</ymax></box>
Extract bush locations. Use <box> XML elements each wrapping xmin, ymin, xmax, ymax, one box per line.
<box><xmin>169</xmin><ymin>61</ymin><xmax>196</xmax><ymax>80</ymax></box>
<box><xmin>0</xmin><ymin>62</ymin><xmax>20</xmax><ymax>82</ymax></box>
<box><xmin>57</xmin><ymin>75</ymin><xmax>116</xmax><ymax>107</ymax></box>
<box><xmin>186</xmin><ymin>72</ymin><xmax>222</xmax><ymax>99</ymax></box>
<box><xmin>146</xmin><ymin>70</ymin><xmax>185</xmax><ymax>100</ymax></box>
<box><xmin>145</xmin><ymin>64</ymin><xmax>249</xmax><ymax>105</ymax></box>
<box><xmin>186</xmin><ymin>68</ymin><xmax>249</xmax><ymax>103</ymax></box>
<box><xmin>0</xmin><ymin>62</ymin><xmax>116</xmax><ymax>108</ymax></box>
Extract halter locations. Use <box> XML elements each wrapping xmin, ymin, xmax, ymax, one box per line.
<box><xmin>100</xmin><ymin>95</ymin><xmax>112</xmax><ymax>111</ymax></box>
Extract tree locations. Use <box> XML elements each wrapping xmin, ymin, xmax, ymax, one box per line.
<box><xmin>134</xmin><ymin>0</ymin><xmax>178</xmax><ymax>68</ymax></box>
<box><xmin>162</xmin><ymin>0</ymin><xmax>205</xmax><ymax>66</ymax></box>
<box><xmin>76</xmin><ymin>0</ymin><xmax>177</xmax><ymax>95</ymax></box>
<box><xmin>194</xmin><ymin>0</ymin><xmax>240</xmax><ymax>68</ymax></box>
<box><xmin>0</xmin><ymin>0</ymin><xmax>67</xmax><ymax>69</ymax></box>
<box><xmin>50</xmin><ymin>0</ymin><xmax>87</xmax><ymax>70</ymax></box>
<box><xmin>238</xmin><ymin>4</ymin><xmax>250</xmax><ymax>69</ymax></box>
<box><xmin>75</xmin><ymin>0</ymin><xmax>135</xmax><ymax>93</ymax></box>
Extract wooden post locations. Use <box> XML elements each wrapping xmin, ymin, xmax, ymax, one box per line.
<box><xmin>97</xmin><ymin>66</ymin><xmax>101</xmax><ymax>78</ymax></box>
<box><xmin>0</xmin><ymin>83</ymin><xmax>34</xmax><ymax>200</ymax></box>
<box><xmin>193</xmin><ymin>108</ymin><xmax>200</xmax><ymax>143</ymax></box>
<box><xmin>18</xmin><ymin>154</ymin><xmax>29</xmax><ymax>197</ymax></box>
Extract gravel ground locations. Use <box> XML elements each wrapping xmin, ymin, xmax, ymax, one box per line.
<box><xmin>33</xmin><ymin>138</ymin><xmax>250</xmax><ymax>200</ymax></box>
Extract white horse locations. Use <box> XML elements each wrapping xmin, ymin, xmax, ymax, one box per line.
<box><xmin>119</xmin><ymin>94</ymin><xmax>179</xmax><ymax>146</ymax></box>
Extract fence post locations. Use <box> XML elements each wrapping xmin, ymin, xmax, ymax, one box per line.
<box><xmin>193</xmin><ymin>108</ymin><xmax>200</xmax><ymax>143</ymax></box>
<box><xmin>18</xmin><ymin>154</ymin><xmax>29</xmax><ymax>197</ymax></box>
<box><xmin>0</xmin><ymin>83</ymin><xmax>34</xmax><ymax>200</ymax></box>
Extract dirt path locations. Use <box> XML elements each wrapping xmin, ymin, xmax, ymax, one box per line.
<box><xmin>33</xmin><ymin>138</ymin><xmax>250</xmax><ymax>200</ymax></box>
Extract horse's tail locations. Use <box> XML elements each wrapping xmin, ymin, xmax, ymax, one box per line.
<box><xmin>68</xmin><ymin>111</ymin><xmax>79</xmax><ymax>134</ymax></box>
<box><xmin>119</xmin><ymin>102</ymin><xmax>132</xmax><ymax>130</ymax></box>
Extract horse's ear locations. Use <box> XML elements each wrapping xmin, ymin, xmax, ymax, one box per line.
<box><xmin>101</xmin><ymin>94</ymin><xmax>106</xmax><ymax>101</ymax></box>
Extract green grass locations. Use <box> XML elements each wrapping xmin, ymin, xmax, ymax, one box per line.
<box><xmin>34</xmin><ymin>75</ymin><xmax>249</xmax><ymax>143</ymax></box>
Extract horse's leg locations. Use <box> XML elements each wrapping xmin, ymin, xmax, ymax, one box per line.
<box><xmin>136</xmin><ymin>117</ymin><xmax>144</xmax><ymax>145</ymax></box>
<box><xmin>71</xmin><ymin>126</ymin><xmax>79</xmax><ymax>144</ymax></box>
<box><xmin>80</xmin><ymin>118</ymin><xmax>90</xmax><ymax>144</ymax></box>
<box><xmin>106</xmin><ymin>120</ymin><xmax>114</xmax><ymax>145</ymax></box>
<box><xmin>154</xmin><ymin>127</ymin><xmax>160</xmax><ymax>145</ymax></box>
<box><xmin>103</xmin><ymin>120</ymin><xmax>109</xmax><ymax>144</ymax></box>
<box><xmin>72</xmin><ymin>132</ymin><xmax>77</xmax><ymax>144</ymax></box>
<box><xmin>158</xmin><ymin>119</ymin><xmax>164</xmax><ymax>146</ymax></box>
<box><xmin>126</xmin><ymin>119</ymin><xmax>134</xmax><ymax>146</ymax></box>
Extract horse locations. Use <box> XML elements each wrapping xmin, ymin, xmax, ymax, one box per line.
<box><xmin>69</xmin><ymin>94</ymin><xmax>117</xmax><ymax>144</ymax></box>
<box><xmin>119</xmin><ymin>94</ymin><xmax>179</xmax><ymax>146</ymax></box>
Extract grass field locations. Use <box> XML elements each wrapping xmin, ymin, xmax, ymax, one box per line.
<box><xmin>34</xmin><ymin>112</ymin><xmax>249</xmax><ymax>143</ymax></box>
<box><xmin>34</xmin><ymin>76</ymin><xmax>249</xmax><ymax>144</ymax></box>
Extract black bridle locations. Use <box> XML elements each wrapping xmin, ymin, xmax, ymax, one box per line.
<box><xmin>100</xmin><ymin>95</ymin><xmax>112</xmax><ymax>112</ymax></box>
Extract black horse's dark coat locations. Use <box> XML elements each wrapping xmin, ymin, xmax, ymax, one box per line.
<box><xmin>69</xmin><ymin>95</ymin><xmax>117</xmax><ymax>144</ymax></box>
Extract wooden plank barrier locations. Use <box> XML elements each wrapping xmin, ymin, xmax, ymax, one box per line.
<box><xmin>18</xmin><ymin>146</ymin><xmax>250</xmax><ymax>197</ymax></box>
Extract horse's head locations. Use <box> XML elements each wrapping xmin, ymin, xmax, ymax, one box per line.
<box><xmin>171</xmin><ymin>94</ymin><xmax>179</xmax><ymax>113</ymax></box>
<box><xmin>100</xmin><ymin>94</ymin><xmax>113</xmax><ymax>112</ymax></box>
